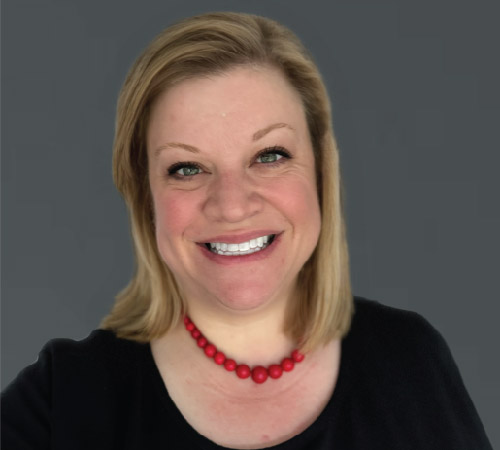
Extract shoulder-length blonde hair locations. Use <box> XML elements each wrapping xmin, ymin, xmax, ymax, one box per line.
<box><xmin>101</xmin><ymin>11</ymin><xmax>353</xmax><ymax>352</ymax></box>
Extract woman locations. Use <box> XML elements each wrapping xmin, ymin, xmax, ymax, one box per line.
<box><xmin>1</xmin><ymin>11</ymin><xmax>492</xmax><ymax>450</ymax></box>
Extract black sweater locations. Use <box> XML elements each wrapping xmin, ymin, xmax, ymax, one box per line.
<box><xmin>1</xmin><ymin>297</ymin><xmax>493</xmax><ymax>449</ymax></box>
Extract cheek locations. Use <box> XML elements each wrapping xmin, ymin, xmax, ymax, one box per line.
<box><xmin>153</xmin><ymin>190</ymin><xmax>199</xmax><ymax>245</ymax></box>
<box><xmin>271</xmin><ymin>176</ymin><xmax>321</xmax><ymax>229</ymax></box>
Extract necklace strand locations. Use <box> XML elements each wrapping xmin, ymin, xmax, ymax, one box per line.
<box><xmin>184</xmin><ymin>316</ymin><xmax>305</xmax><ymax>384</ymax></box>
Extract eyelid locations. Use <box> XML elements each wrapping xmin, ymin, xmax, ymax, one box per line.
<box><xmin>167</xmin><ymin>161</ymin><xmax>204</xmax><ymax>181</ymax></box>
<box><xmin>254</xmin><ymin>145</ymin><xmax>292</xmax><ymax>160</ymax></box>
<box><xmin>167</xmin><ymin>161</ymin><xmax>203</xmax><ymax>174</ymax></box>
<box><xmin>166</xmin><ymin>145</ymin><xmax>292</xmax><ymax>181</ymax></box>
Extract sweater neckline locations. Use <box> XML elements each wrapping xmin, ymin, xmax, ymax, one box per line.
<box><xmin>144</xmin><ymin>323</ymin><xmax>355</xmax><ymax>449</ymax></box>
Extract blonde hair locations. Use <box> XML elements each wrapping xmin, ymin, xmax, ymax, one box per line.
<box><xmin>101</xmin><ymin>11</ymin><xmax>353</xmax><ymax>352</ymax></box>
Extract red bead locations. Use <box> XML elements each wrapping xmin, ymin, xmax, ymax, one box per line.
<box><xmin>224</xmin><ymin>359</ymin><xmax>236</xmax><ymax>371</ymax></box>
<box><xmin>204</xmin><ymin>344</ymin><xmax>217</xmax><ymax>357</ymax></box>
<box><xmin>268</xmin><ymin>364</ymin><xmax>283</xmax><ymax>379</ymax></box>
<box><xmin>291</xmin><ymin>349</ymin><xmax>305</xmax><ymax>363</ymax></box>
<box><xmin>191</xmin><ymin>329</ymin><xmax>201</xmax><ymax>339</ymax></box>
<box><xmin>236</xmin><ymin>365</ymin><xmax>251</xmax><ymax>379</ymax></box>
<box><xmin>281</xmin><ymin>358</ymin><xmax>294</xmax><ymax>371</ymax></box>
<box><xmin>184</xmin><ymin>316</ymin><xmax>303</xmax><ymax>384</ymax></box>
<box><xmin>214</xmin><ymin>351</ymin><xmax>226</xmax><ymax>365</ymax></box>
<box><xmin>251</xmin><ymin>366</ymin><xmax>268</xmax><ymax>384</ymax></box>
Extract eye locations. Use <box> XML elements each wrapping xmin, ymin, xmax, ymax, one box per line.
<box><xmin>257</xmin><ymin>152</ymin><xmax>283</xmax><ymax>164</ymax></box>
<box><xmin>167</xmin><ymin>162</ymin><xmax>203</xmax><ymax>180</ymax></box>
<box><xmin>255</xmin><ymin>146</ymin><xmax>292</xmax><ymax>165</ymax></box>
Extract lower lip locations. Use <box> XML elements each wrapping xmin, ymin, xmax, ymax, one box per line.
<box><xmin>197</xmin><ymin>233</ymin><xmax>283</xmax><ymax>265</ymax></box>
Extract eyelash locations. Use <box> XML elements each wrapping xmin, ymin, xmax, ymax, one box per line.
<box><xmin>166</xmin><ymin>146</ymin><xmax>292</xmax><ymax>181</ymax></box>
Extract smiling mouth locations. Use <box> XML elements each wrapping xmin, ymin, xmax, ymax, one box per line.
<box><xmin>204</xmin><ymin>234</ymin><xmax>276</xmax><ymax>256</ymax></box>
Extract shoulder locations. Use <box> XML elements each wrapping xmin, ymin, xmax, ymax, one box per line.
<box><xmin>348</xmin><ymin>296</ymin><xmax>454</xmax><ymax>378</ymax></box>
<box><xmin>346</xmin><ymin>296</ymin><xmax>465</xmax><ymax>410</ymax></box>
<box><xmin>40</xmin><ymin>329</ymin><xmax>145</xmax><ymax>362</ymax></box>
<box><xmin>3</xmin><ymin>329</ymin><xmax>148</xmax><ymax>402</ymax></box>
<box><xmin>36</xmin><ymin>329</ymin><xmax>148</xmax><ymax>384</ymax></box>
<box><xmin>351</xmin><ymin>296</ymin><xmax>444</xmax><ymax>347</ymax></box>
<box><xmin>1</xmin><ymin>330</ymin><xmax>148</xmax><ymax>448</ymax></box>
<box><xmin>343</xmin><ymin>297</ymin><xmax>493</xmax><ymax>448</ymax></box>
<box><xmin>352</xmin><ymin>295</ymin><xmax>435</xmax><ymax>332</ymax></box>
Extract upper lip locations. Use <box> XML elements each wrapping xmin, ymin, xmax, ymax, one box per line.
<box><xmin>198</xmin><ymin>230</ymin><xmax>282</xmax><ymax>244</ymax></box>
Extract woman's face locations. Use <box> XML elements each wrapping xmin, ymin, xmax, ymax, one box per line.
<box><xmin>147</xmin><ymin>66</ymin><xmax>321</xmax><ymax>313</ymax></box>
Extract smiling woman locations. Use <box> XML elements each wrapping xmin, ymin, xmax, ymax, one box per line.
<box><xmin>146</xmin><ymin>66</ymin><xmax>321</xmax><ymax>322</ymax></box>
<box><xmin>104</xmin><ymin>13</ymin><xmax>352</xmax><ymax>357</ymax></box>
<box><xmin>1</xmin><ymin>11</ymin><xmax>492</xmax><ymax>450</ymax></box>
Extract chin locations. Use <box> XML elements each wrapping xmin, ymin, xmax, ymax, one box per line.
<box><xmin>207</xmin><ymin>280</ymin><xmax>286</xmax><ymax>312</ymax></box>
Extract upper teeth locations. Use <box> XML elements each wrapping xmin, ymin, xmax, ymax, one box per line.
<box><xmin>208</xmin><ymin>235</ymin><xmax>273</xmax><ymax>254</ymax></box>
<box><xmin>209</xmin><ymin>234</ymin><xmax>274</xmax><ymax>255</ymax></box>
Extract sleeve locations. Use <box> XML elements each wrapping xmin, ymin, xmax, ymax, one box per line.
<box><xmin>413</xmin><ymin>316</ymin><xmax>493</xmax><ymax>450</ymax></box>
<box><xmin>1</xmin><ymin>345</ymin><xmax>53</xmax><ymax>450</ymax></box>
<box><xmin>350</xmin><ymin>299</ymin><xmax>494</xmax><ymax>449</ymax></box>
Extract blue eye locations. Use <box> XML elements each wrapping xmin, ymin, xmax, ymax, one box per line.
<box><xmin>256</xmin><ymin>152</ymin><xmax>284</xmax><ymax>163</ymax></box>
<box><xmin>167</xmin><ymin>162</ymin><xmax>203</xmax><ymax>179</ymax></box>
<box><xmin>166</xmin><ymin>146</ymin><xmax>291</xmax><ymax>181</ymax></box>
<box><xmin>255</xmin><ymin>146</ymin><xmax>291</xmax><ymax>165</ymax></box>
<box><xmin>176</xmin><ymin>166</ymin><xmax>201</xmax><ymax>176</ymax></box>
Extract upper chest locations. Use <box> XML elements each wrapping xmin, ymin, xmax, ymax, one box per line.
<box><xmin>152</xmin><ymin>339</ymin><xmax>341</xmax><ymax>449</ymax></box>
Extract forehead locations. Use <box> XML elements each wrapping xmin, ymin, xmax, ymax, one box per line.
<box><xmin>147</xmin><ymin>65</ymin><xmax>309</xmax><ymax>150</ymax></box>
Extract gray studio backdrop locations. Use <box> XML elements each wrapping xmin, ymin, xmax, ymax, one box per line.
<box><xmin>2</xmin><ymin>0</ymin><xmax>498</xmax><ymax>446</ymax></box>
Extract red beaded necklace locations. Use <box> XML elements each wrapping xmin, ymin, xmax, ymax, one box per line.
<box><xmin>184</xmin><ymin>316</ymin><xmax>305</xmax><ymax>384</ymax></box>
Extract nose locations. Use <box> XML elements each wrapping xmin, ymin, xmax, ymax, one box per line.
<box><xmin>202</xmin><ymin>171</ymin><xmax>263</xmax><ymax>223</ymax></box>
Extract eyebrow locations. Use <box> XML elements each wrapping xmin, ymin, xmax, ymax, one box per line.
<box><xmin>252</xmin><ymin>122</ymin><xmax>294</xmax><ymax>141</ymax></box>
<box><xmin>153</xmin><ymin>122</ymin><xmax>294</xmax><ymax>157</ymax></box>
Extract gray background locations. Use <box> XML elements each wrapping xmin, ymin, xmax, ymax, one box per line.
<box><xmin>2</xmin><ymin>0</ymin><xmax>498</xmax><ymax>446</ymax></box>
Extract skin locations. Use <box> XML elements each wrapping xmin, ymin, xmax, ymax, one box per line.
<box><xmin>147</xmin><ymin>66</ymin><xmax>339</xmax><ymax>448</ymax></box>
<box><xmin>147</xmin><ymin>65</ymin><xmax>321</xmax><ymax>357</ymax></box>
